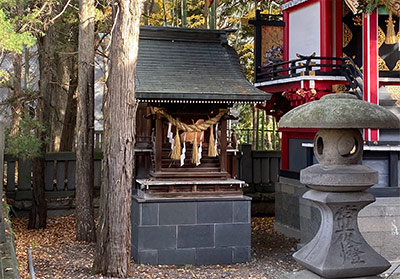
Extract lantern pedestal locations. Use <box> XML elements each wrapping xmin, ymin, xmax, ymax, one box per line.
<box><xmin>293</xmin><ymin>190</ymin><xmax>390</xmax><ymax>279</ymax></box>
<box><xmin>278</xmin><ymin>94</ymin><xmax>400</xmax><ymax>278</ymax></box>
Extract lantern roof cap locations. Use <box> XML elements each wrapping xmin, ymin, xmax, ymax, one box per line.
<box><xmin>280</xmin><ymin>93</ymin><xmax>400</xmax><ymax>129</ymax></box>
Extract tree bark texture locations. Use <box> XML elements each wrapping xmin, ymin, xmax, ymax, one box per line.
<box><xmin>59</xmin><ymin>7</ymin><xmax>79</xmax><ymax>152</ymax></box>
<box><xmin>60</xmin><ymin>59</ymin><xmax>78</xmax><ymax>152</ymax></box>
<box><xmin>29</xmin><ymin>156</ymin><xmax>47</xmax><ymax>229</ymax></box>
<box><xmin>10</xmin><ymin>3</ymin><xmax>24</xmax><ymax>137</ymax></box>
<box><xmin>75</xmin><ymin>0</ymin><xmax>96</xmax><ymax>242</ymax></box>
<box><xmin>93</xmin><ymin>0</ymin><xmax>143</xmax><ymax>276</ymax></box>
<box><xmin>49</xmin><ymin>53</ymin><xmax>70</xmax><ymax>152</ymax></box>
<box><xmin>10</xmin><ymin>53</ymin><xmax>23</xmax><ymax>138</ymax></box>
<box><xmin>29</xmin><ymin>26</ymin><xmax>58</xmax><ymax>229</ymax></box>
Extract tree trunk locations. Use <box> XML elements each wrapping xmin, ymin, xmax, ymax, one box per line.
<box><xmin>29</xmin><ymin>156</ymin><xmax>47</xmax><ymax>229</ymax></box>
<box><xmin>50</xmin><ymin>53</ymin><xmax>70</xmax><ymax>152</ymax></box>
<box><xmin>9</xmin><ymin>3</ymin><xmax>24</xmax><ymax>138</ymax></box>
<box><xmin>75</xmin><ymin>0</ymin><xmax>96</xmax><ymax>242</ymax></box>
<box><xmin>60</xmin><ymin>58</ymin><xmax>78</xmax><ymax>152</ymax></box>
<box><xmin>29</xmin><ymin>27</ymin><xmax>57</xmax><ymax>229</ymax></box>
<box><xmin>59</xmin><ymin>2</ymin><xmax>79</xmax><ymax>152</ymax></box>
<box><xmin>93</xmin><ymin>0</ymin><xmax>142</xmax><ymax>276</ymax></box>
<box><xmin>10</xmin><ymin>53</ymin><xmax>23</xmax><ymax>138</ymax></box>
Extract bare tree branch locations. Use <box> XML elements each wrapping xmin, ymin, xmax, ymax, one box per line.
<box><xmin>106</xmin><ymin>3</ymin><xmax>120</xmax><ymax>51</ymax></box>
<box><xmin>51</xmin><ymin>0</ymin><xmax>72</xmax><ymax>22</ymax></box>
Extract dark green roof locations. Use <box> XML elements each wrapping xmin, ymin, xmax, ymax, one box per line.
<box><xmin>136</xmin><ymin>26</ymin><xmax>271</xmax><ymax>103</ymax></box>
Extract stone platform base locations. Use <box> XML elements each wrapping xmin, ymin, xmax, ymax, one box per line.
<box><xmin>283</xmin><ymin>270</ymin><xmax>381</xmax><ymax>279</ymax></box>
<box><xmin>131</xmin><ymin>194</ymin><xmax>251</xmax><ymax>265</ymax></box>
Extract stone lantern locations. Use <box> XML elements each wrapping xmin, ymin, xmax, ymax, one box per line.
<box><xmin>280</xmin><ymin>94</ymin><xmax>400</xmax><ymax>279</ymax></box>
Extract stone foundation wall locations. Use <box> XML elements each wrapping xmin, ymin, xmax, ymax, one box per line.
<box><xmin>274</xmin><ymin>176</ymin><xmax>308</xmax><ymax>239</ymax></box>
<box><xmin>359</xmin><ymin>197</ymin><xmax>400</xmax><ymax>262</ymax></box>
<box><xmin>131</xmin><ymin>195</ymin><xmax>251</xmax><ymax>265</ymax></box>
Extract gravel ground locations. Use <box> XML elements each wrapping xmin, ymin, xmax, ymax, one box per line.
<box><xmin>13</xmin><ymin>216</ymin><xmax>400</xmax><ymax>279</ymax></box>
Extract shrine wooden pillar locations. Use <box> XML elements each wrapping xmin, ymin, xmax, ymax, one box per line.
<box><xmin>363</xmin><ymin>11</ymin><xmax>379</xmax><ymax>142</ymax></box>
<box><xmin>155</xmin><ymin>116</ymin><xmax>163</xmax><ymax>172</ymax></box>
<box><xmin>146</xmin><ymin>106</ymin><xmax>153</xmax><ymax>138</ymax></box>
<box><xmin>320</xmin><ymin>0</ymin><xmax>333</xmax><ymax>72</ymax></box>
<box><xmin>220</xmin><ymin>118</ymin><xmax>227</xmax><ymax>173</ymax></box>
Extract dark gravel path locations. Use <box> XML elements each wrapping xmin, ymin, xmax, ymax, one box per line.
<box><xmin>14</xmin><ymin>216</ymin><xmax>398</xmax><ymax>279</ymax></box>
<box><xmin>15</xmin><ymin>217</ymin><xmax>301</xmax><ymax>279</ymax></box>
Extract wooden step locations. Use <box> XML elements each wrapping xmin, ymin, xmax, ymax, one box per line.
<box><xmin>161</xmin><ymin>167</ymin><xmax>220</xmax><ymax>172</ymax></box>
<box><xmin>150</xmin><ymin>170</ymin><xmax>229</xmax><ymax>180</ymax></box>
<box><xmin>161</xmin><ymin>163</ymin><xmax>219</xmax><ymax>168</ymax></box>
<box><xmin>146</xmin><ymin>191</ymin><xmax>243</xmax><ymax>198</ymax></box>
<box><xmin>161</xmin><ymin>159</ymin><xmax>220</xmax><ymax>166</ymax></box>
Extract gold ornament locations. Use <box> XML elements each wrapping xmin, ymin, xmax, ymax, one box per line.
<box><xmin>388</xmin><ymin>0</ymin><xmax>400</xmax><ymax>17</ymax></box>
<box><xmin>385</xmin><ymin>10</ymin><xmax>397</xmax><ymax>45</ymax></box>
<box><xmin>378</xmin><ymin>26</ymin><xmax>386</xmax><ymax>48</ymax></box>
<box><xmin>379</xmin><ymin>56</ymin><xmax>390</xmax><ymax>71</ymax></box>
<box><xmin>393</xmin><ymin>60</ymin><xmax>400</xmax><ymax>71</ymax></box>
<box><xmin>352</xmin><ymin>15</ymin><xmax>362</xmax><ymax>26</ymax></box>
<box><xmin>386</xmin><ymin>86</ymin><xmax>400</xmax><ymax>107</ymax></box>
<box><xmin>332</xmin><ymin>84</ymin><xmax>347</xmax><ymax>93</ymax></box>
<box><xmin>343</xmin><ymin>23</ymin><xmax>353</xmax><ymax>48</ymax></box>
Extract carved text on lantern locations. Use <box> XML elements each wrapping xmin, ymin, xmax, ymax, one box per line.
<box><xmin>334</xmin><ymin>205</ymin><xmax>365</xmax><ymax>264</ymax></box>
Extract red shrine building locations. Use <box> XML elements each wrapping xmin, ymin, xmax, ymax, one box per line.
<box><xmin>253</xmin><ymin>0</ymin><xmax>400</xmax><ymax>179</ymax></box>
<box><xmin>252</xmin><ymin>0</ymin><xmax>400</xmax><ymax>257</ymax></box>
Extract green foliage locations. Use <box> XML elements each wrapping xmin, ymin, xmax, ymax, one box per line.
<box><xmin>141</xmin><ymin>0</ymin><xmax>206</xmax><ymax>28</ymax></box>
<box><xmin>6</xmin><ymin>114</ymin><xmax>46</xmax><ymax>159</ymax></box>
<box><xmin>0</xmin><ymin>8</ymin><xmax>36</xmax><ymax>53</ymax></box>
<box><xmin>356</xmin><ymin>0</ymin><xmax>391</xmax><ymax>14</ymax></box>
<box><xmin>0</xmin><ymin>68</ymin><xmax>10</xmax><ymax>87</ymax></box>
<box><xmin>231</xmin><ymin>104</ymin><xmax>280</xmax><ymax>150</ymax></box>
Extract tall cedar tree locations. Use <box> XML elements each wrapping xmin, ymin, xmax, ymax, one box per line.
<box><xmin>30</xmin><ymin>24</ymin><xmax>57</xmax><ymax>229</ymax></box>
<box><xmin>76</xmin><ymin>0</ymin><xmax>96</xmax><ymax>242</ymax></box>
<box><xmin>93</xmin><ymin>0</ymin><xmax>143</xmax><ymax>276</ymax></box>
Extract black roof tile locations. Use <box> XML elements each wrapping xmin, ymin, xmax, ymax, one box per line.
<box><xmin>136</xmin><ymin>26</ymin><xmax>271</xmax><ymax>102</ymax></box>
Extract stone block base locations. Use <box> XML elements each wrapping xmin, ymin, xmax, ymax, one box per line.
<box><xmin>359</xmin><ymin>197</ymin><xmax>400</xmax><ymax>262</ymax></box>
<box><xmin>131</xmin><ymin>195</ymin><xmax>251</xmax><ymax>265</ymax></box>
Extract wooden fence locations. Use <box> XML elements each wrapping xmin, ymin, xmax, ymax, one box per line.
<box><xmin>4</xmin><ymin>152</ymin><xmax>102</xmax><ymax>201</ymax></box>
<box><xmin>3</xmin><ymin>145</ymin><xmax>281</xmax><ymax>203</ymax></box>
<box><xmin>238</xmin><ymin>144</ymin><xmax>281</xmax><ymax>193</ymax></box>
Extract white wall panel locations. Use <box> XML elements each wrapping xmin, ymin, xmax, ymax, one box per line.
<box><xmin>289</xmin><ymin>2</ymin><xmax>321</xmax><ymax>60</ymax></box>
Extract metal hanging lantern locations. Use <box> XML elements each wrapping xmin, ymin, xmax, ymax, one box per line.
<box><xmin>280</xmin><ymin>93</ymin><xmax>400</xmax><ymax>278</ymax></box>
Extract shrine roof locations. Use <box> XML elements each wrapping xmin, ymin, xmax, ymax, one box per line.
<box><xmin>136</xmin><ymin>26</ymin><xmax>271</xmax><ymax>103</ymax></box>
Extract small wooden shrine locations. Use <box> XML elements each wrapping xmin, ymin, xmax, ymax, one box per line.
<box><xmin>131</xmin><ymin>26</ymin><xmax>270</xmax><ymax>266</ymax></box>
<box><xmin>134</xmin><ymin>26</ymin><xmax>271</xmax><ymax>197</ymax></box>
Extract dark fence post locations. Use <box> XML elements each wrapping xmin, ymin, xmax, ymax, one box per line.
<box><xmin>238</xmin><ymin>144</ymin><xmax>281</xmax><ymax>193</ymax></box>
<box><xmin>4</xmin><ymin>151</ymin><xmax>103</xmax><ymax>207</ymax></box>
<box><xmin>5</xmin><ymin>155</ymin><xmax>16</xmax><ymax>197</ymax></box>
<box><xmin>18</xmin><ymin>159</ymin><xmax>31</xmax><ymax>191</ymax></box>
<box><xmin>239</xmin><ymin>144</ymin><xmax>253</xmax><ymax>184</ymax></box>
